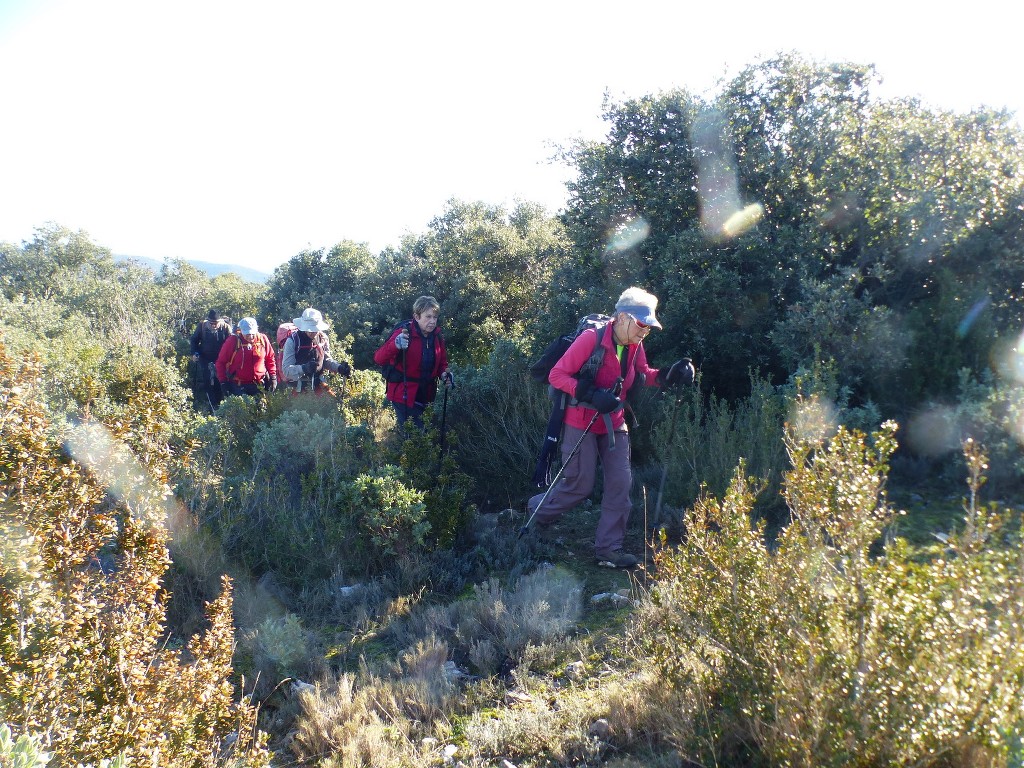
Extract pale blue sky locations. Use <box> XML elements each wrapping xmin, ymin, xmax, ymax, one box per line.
<box><xmin>2</xmin><ymin>0</ymin><xmax>1021</xmax><ymax>273</ymax></box>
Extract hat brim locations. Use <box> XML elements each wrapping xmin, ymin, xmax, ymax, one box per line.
<box><xmin>293</xmin><ymin>318</ymin><xmax>329</xmax><ymax>332</ymax></box>
<box><xmin>617</xmin><ymin>305</ymin><xmax>663</xmax><ymax>330</ymax></box>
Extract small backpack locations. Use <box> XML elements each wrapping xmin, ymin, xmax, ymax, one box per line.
<box><xmin>528</xmin><ymin>313</ymin><xmax>615</xmax><ymax>487</ymax></box>
<box><xmin>275</xmin><ymin>323</ymin><xmax>297</xmax><ymax>382</ymax></box>
<box><xmin>225</xmin><ymin>331</ymin><xmax>270</xmax><ymax>367</ymax></box>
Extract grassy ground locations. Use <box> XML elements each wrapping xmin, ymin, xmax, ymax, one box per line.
<box><xmin>255</xmin><ymin>476</ymin><xmax>990</xmax><ymax>765</ymax></box>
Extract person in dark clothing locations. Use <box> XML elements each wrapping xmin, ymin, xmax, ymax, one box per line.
<box><xmin>190</xmin><ymin>309</ymin><xmax>231</xmax><ymax>409</ymax></box>
<box><xmin>373</xmin><ymin>295</ymin><xmax>454</xmax><ymax>430</ymax></box>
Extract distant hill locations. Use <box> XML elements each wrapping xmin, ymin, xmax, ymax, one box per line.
<box><xmin>115</xmin><ymin>254</ymin><xmax>272</xmax><ymax>284</ymax></box>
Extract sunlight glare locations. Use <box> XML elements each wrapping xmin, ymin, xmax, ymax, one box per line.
<box><xmin>789</xmin><ymin>395</ymin><xmax>838</xmax><ymax>445</ymax></box>
<box><xmin>692</xmin><ymin>109</ymin><xmax>762</xmax><ymax>240</ymax></box>
<box><xmin>1002</xmin><ymin>329</ymin><xmax>1024</xmax><ymax>384</ymax></box>
<box><xmin>957</xmin><ymin>297</ymin><xmax>990</xmax><ymax>338</ymax></box>
<box><xmin>904</xmin><ymin>405</ymin><xmax>958</xmax><ymax>457</ymax></box>
<box><xmin>605</xmin><ymin>216</ymin><xmax>651</xmax><ymax>253</ymax></box>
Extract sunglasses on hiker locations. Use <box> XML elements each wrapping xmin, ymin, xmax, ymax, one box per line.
<box><xmin>631</xmin><ymin>315</ymin><xmax>651</xmax><ymax>330</ymax></box>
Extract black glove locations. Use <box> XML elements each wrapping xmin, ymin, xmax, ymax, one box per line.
<box><xmin>302</xmin><ymin>360</ymin><xmax>319</xmax><ymax>377</ymax></box>
<box><xmin>266</xmin><ymin>376</ymin><xmax>277</xmax><ymax>392</ymax></box>
<box><xmin>575</xmin><ymin>377</ymin><xmax>597</xmax><ymax>404</ymax></box>
<box><xmin>657</xmin><ymin>358</ymin><xmax>695</xmax><ymax>388</ymax></box>
<box><xmin>441</xmin><ymin>370</ymin><xmax>455</xmax><ymax>389</ymax></box>
<box><xmin>336</xmin><ymin>361</ymin><xmax>351</xmax><ymax>377</ymax></box>
<box><xmin>590</xmin><ymin>388</ymin><xmax>622</xmax><ymax>414</ymax></box>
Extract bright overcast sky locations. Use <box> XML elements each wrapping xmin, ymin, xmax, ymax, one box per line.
<box><xmin>1</xmin><ymin>0</ymin><xmax>1022</xmax><ymax>274</ymax></box>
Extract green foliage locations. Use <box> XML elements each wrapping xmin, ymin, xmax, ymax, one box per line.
<box><xmin>260</xmin><ymin>201</ymin><xmax>574</xmax><ymax>371</ymax></box>
<box><xmin>446</xmin><ymin>340</ymin><xmax>553</xmax><ymax>506</ymax></box>
<box><xmin>180</xmin><ymin>380</ymin><xmax>470</xmax><ymax>586</ymax></box>
<box><xmin>0</xmin><ymin>344</ymin><xmax>269</xmax><ymax>767</ymax></box>
<box><xmin>946</xmin><ymin>369</ymin><xmax>1024</xmax><ymax>492</ymax></box>
<box><xmin>559</xmin><ymin>54</ymin><xmax>1024</xmax><ymax>412</ymax></box>
<box><xmin>336</xmin><ymin>465</ymin><xmax>431</xmax><ymax>558</ymax></box>
<box><xmin>261</xmin><ymin>242</ymin><xmax>381</xmax><ymax>366</ymax></box>
<box><xmin>641</xmin><ymin>418</ymin><xmax>1024</xmax><ymax>767</ymax></box>
<box><xmin>0</xmin><ymin>724</ymin><xmax>52</xmax><ymax>768</ymax></box>
<box><xmin>403</xmin><ymin>200</ymin><xmax>575</xmax><ymax>366</ymax></box>
<box><xmin>653</xmin><ymin>373</ymin><xmax>789</xmax><ymax>521</ymax></box>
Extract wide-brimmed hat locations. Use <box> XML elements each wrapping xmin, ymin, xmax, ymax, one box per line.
<box><xmin>293</xmin><ymin>308</ymin><xmax>329</xmax><ymax>332</ymax></box>
<box><xmin>614</xmin><ymin>287</ymin><xmax>663</xmax><ymax>329</ymax></box>
<box><xmin>238</xmin><ymin>317</ymin><xmax>259</xmax><ymax>335</ymax></box>
<box><xmin>207</xmin><ymin>309</ymin><xmax>219</xmax><ymax>321</ymax></box>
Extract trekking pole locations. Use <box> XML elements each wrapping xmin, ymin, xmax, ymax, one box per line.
<box><xmin>653</xmin><ymin>391</ymin><xmax>686</xmax><ymax>526</ymax></box>
<box><xmin>518</xmin><ymin>411</ymin><xmax>600</xmax><ymax>539</ymax></box>
<box><xmin>400</xmin><ymin>343</ymin><xmax>409</xmax><ymax>431</ymax></box>
<box><xmin>192</xmin><ymin>358</ymin><xmax>215</xmax><ymax>415</ymax></box>
<box><xmin>436</xmin><ymin>382</ymin><xmax>450</xmax><ymax>476</ymax></box>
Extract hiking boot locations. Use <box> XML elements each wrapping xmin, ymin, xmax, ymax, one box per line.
<box><xmin>595</xmin><ymin>548</ymin><xmax>639</xmax><ymax>569</ymax></box>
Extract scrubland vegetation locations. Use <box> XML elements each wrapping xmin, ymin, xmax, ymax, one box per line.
<box><xmin>3</xmin><ymin>55</ymin><xmax>1024</xmax><ymax>766</ymax></box>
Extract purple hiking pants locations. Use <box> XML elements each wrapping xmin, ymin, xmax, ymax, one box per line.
<box><xmin>527</xmin><ymin>424</ymin><xmax>632</xmax><ymax>552</ymax></box>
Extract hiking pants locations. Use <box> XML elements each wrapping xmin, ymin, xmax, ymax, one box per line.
<box><xmin>527</xmin><ymin>424</ymin><xmax>632</xmax><ymax>552</ymax></box>
<box><xmin>392</xmin><ymin>400</ymin><xmax>427</xmax><ymax>431</ymax></box>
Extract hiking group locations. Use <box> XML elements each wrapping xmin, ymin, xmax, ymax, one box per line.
<box><xmin>188</xmin><ymin>298</ymin><xmax>452</xmax><ymax>422</ymax></box>
<box><xmin>190</xmin><ymin>307</ymin><xmax>355</xmax><ymax>405</ymax></box>
<box><xmin>188</xmin><ymin>288</ymin><xmax>695</xmax><ymax>569</ymax></box>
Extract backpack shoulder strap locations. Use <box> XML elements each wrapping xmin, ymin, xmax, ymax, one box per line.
<box><xmin>226</xmin><ymin>335</ymin><xmax>242</xmax><ymax>368</ymax></box>
<box><xmin>576</xmin><ymin>324</ymin><xmax>608</xmax><ymax>379</ymax></box>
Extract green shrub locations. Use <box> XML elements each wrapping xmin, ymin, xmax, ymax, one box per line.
<box><xmin>397</xmin><ymin>419</ymin><xmax>474</xmax><ymax>547</ymax></box>
<box><xmin>0</xmin><ymin>344</ymin><xmax>269</xmax><ymax>767</ymax></box>
<box><xmin>948</xmin><ymin>368</ymin><xmax>1024</xmax><ymax>494</ymax></box>
<box><xmin>654</xmin><ymin>373</ymin><xmax>788</xmax><ymax>521</ymax></box>
<box><xmin>447</xmin><ymin>340</ymin><xmax>553</xmax><ymax>506</ymax></box>
<box><xmin>253</xmin><ymin>408</ymin><xmax>340</xmax><ymax>476</ymax></box>
<box><xmin>640</xmin><ymin>412</ymin><xmax>1024</xmax><ymax>767</ymax></box>
<box><xmin>0</xmin><ymin>724</ymin><xmax>51</xmax><ymax>768</ymax></box>
<box><xmin>336</xmin><ymin>465</ymin><xmax>430</xmax><ymax>561</ymax></box>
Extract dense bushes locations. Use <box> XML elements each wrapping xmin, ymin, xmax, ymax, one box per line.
<box><xmin>175</xmin><ymin>369</ymin><xmax>473</xmax><ymax>590</ymax></box>
<box><xmin>640</xmin><ymin>413</ymin><xmax>1024</xmax><ymax>767</ymax></box>
<box><xmin>0</xmin><ymin>345</ymin><xmax>269</xmax><ymax>767</ymax></box>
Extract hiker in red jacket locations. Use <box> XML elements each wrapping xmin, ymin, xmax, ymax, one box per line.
<box><xmin>216</xmin><ymin>317</ymin><xmax>278</xmax><ymax>398</ymax></box>
<box><xmin>525</xmin><ymin>287</ymin><xmax>694</xmax><ymax>569</ymax></box>
<box><xmin>373</xmin><ymin>295</ymin><xmax>454</xmax><ymax>430</ymax></box>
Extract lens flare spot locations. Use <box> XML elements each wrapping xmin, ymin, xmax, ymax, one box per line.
<box><xmin>721</xmin><ymin>203</ymin><xmax>764</xmax><ymax>238</ymax></box>
<box><xmin>692</xmin><ymin>108</ymin><xmax>761</xmax><ymax>241</ymax></box>
<box><xmin>789</xmin><ymin>396</ymin><xmax>838</xmax><ymax>445</ymax></box>
<box><xmin>999</xmin><ymin>330</ymin><xmax>1024</xmax><ymax>385</ymax></box>
<box><xmin>606</xmin><ymin>216</ymin><xmax>650</xmax><ymax>253</ymax></box>
<box><xmin>905</xmin><ymin>405</ymin><xmax>958</xmax><ymax>457</ymax></box>
<box><xmin>1011</xmin><ymin>407</ymin><xmax>1024</xmax><ymax>447</ymax></box>
<box><xmin>957</xmin><ymin>297</ymin><xmax>990</xmax><ymax>338</ymax></box>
